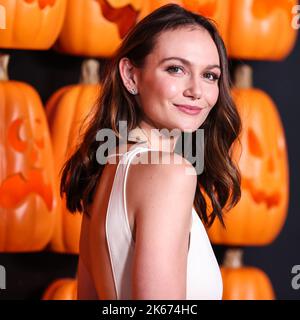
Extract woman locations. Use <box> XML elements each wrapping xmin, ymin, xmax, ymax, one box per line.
<box><xmin>60</xmin><ymin>4</ymin><xmax>241</xmax><ymax>300</ymax></box>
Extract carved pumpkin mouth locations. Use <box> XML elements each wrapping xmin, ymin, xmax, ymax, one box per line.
<box><xmin>242</xmin><ymin>178</ymin><xmax>280</xmax><ymax>209</ymax></box>
<box><xmin>0</xmin><ymin>169</ymin><xmax>53</xmax><ymax>210</ymax></box>
<box><xmin>24</xmin><ymin>0</ymin><xmax>56</xmax><ymax>10</ymax></box>
<box><xmin>96</xmin><ymin>0</ymin><xmax>140</xmax><ymax>38</ymax></box>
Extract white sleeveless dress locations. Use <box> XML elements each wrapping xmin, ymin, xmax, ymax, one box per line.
<box><xmin>105</xmin><ymin>143</ymin><xmax>223</xmax><ymax>300</ymax></box>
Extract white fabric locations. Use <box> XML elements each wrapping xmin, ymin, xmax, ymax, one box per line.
<box><xmin>105</xmin><ymin>144</ymin><xmax>223</xmax><ymax>299</ymax></box>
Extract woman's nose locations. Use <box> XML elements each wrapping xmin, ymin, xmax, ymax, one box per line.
<box><xmin>184</xmin><ymin>76</ymin><xmax>202</xmax><ymax>100</ymax></box>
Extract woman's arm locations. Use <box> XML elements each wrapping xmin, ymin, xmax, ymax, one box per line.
<box><xmin>131</xmin><ymin>152</ymin><xmax>197</xmax><ymax>300</ymax></box>
<box><xmin>77</xmin><ymin>256</ymin><xmax>99</xmax><ymax>300</ymax></box>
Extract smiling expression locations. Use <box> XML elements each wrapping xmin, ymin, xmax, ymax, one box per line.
<box><xmin>133</xmin><ymin>26</ymin><xmax>221</xmax><ymax>133</ymax></box>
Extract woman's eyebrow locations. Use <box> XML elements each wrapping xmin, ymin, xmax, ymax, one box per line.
<box><xmin>158</xmin><ymin>56</ymin><xmax>220</xmax><ymax>69</ymax></box>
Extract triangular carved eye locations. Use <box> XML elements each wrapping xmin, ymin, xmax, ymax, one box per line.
<box><xmin>247</xmin><ymin>128</ymin><xmax>263</xmax><ymax>158</ymax></box>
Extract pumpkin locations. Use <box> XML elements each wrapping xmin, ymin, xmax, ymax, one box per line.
<box><xmin>42</xmin><ymin>278</ymin><xmax>77</xmax><ymax>300</ymax></box>
<box><xmin>221</xmin><ymin>249</ymin><xmax>275</xmax><ymax>300</ymax></box>
<box><xmin>55</xmin><ymin>0</ymin><xmax>151</xmax><ymax>57</ymax></box>
<box><xmin>207</xmin><ymin>65</ymin><xmax>289</xmax><ymax>245</ymax></box>
<box><xmin>140</xmin><ymin>1</ymin><xmax>229</xmax><ymax>49</ymax></box>
<box><xmin>0</xmin><ymin>0</ymin><xmax>66</xmax><ymax>50</ymax></box>
<box><xmin>182</xmin><ymin>0</ymin><xmax>229</xmax><ymax>48</ymax></box>
<box><xmin>46</xmin><ymin>59</ymin><xmax>100</xmax><ymax>254</ymax></box>
<box><xmin>227</xmin><ymin>0</ymin><xmax>298</xmax><ymax>60</ymax></box>
<box><xmin>149</xmin><ymin>0</ymin><xmax>183</xmax><ymax>11</ymax></box>
<box><xmin>0</xmin><ymin>54</ymin><xmax>57</xmax><ymax>252</ymax></box>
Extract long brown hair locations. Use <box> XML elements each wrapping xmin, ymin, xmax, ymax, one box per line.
<box><xmin>60</xmin><ymin>4</ymin><xmax>241</xmax><ymax>228</ymax></box>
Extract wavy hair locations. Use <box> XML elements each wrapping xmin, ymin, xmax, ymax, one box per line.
<box><xmin>60</xmin><ymin>4</ymin><xmax>241</xmax><ymax>228</ymax></box>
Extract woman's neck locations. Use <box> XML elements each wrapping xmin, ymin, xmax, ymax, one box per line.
<box><xmin>127</xmin><ymin>121</ymin><xmax>181</xmax><ymax>153</ymax></box>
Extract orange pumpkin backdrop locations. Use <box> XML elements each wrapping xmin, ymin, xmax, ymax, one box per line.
<box><xmin>55</xmin><ymin>0</ymin><xmax>153</xmax><ymax>57</ymax></box>
<box><xmin>0</xmin><ymin>0</ymin><xmax>294</xmax><ymax>298</ymax></box>
<box><xmin>56</xmin><ymin>0</ymin><xmax>230</xmax><ymax>58</ymax></box>
<box><xmin>182</xmin><ymin>0</ymin><xmax>230</xmax><ymax>48</ymax></box>
<box><xmin>42</xmin><ymin>277</ymin><xmax>77</xmax><ymax>300</ymax></box>
<box><xmin>227</xmin><ymin>0</ymin><xmax>298</xmax><ymax>60</ymax></box>
<box><xmin>46</xmin><ymin>59</ymin><xmax>101</xmax><ymax>254</ymax></box>
<box><xmin>0</xmin><ymin>0</ymin><xmax>66</xmax><ymax>50</ymax></box>
<box><xmin>221</xmin><ymin>249</ymin><xmax>275</xmax><ymax>299</ymax></box>
<box><xmin>206</xmin><ymin>65</ymin><xmax>289</xmax><ymax>299</ymax></box>
<box><xmin>0</xmin><ymin>54</ymin><xmax>57</xmax><ymax>252</ymax></box>
<box><xmin>208</xmin><ymin>65</ymin><xmax>289</xmax><ymax>246</ymax></box>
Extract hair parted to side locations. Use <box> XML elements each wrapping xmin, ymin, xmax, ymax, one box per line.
<box><xmin>60</xmin><ymin>3</ymin><xmax>242</xmax><ymax>228</ymax></box>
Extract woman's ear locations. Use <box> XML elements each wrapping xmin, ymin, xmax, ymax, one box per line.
<box><xmin>119</xmin><ymin>57</ymin><xmax>139</xmax><ymax>95</ymax></box>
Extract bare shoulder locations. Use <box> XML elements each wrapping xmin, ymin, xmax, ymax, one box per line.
<box><xmin>132</xmin><ymin>150</ymin><xmax>198</xmax><ymax>222</ymax></box>
<box><xmin>130</xmin><ymin>150</ymin><xmax>197</xmax><ymax>205</ymax></box>
<box><xmin>128</xmin><ymin>150</ymin><xmax>197</xmax><ymax>299</ymax></box>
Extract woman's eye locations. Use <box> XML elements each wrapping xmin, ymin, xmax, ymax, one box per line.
<box><xmin>166</xmin><ymin>65</ymin><xmax>184</xmax><ymax>74</ymax></box>
<box><xmin>203</xmin><ymin>72</ymin><xmax>219</xmax><ymax>82</ymax></box>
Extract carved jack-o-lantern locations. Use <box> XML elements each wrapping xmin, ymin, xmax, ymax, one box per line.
<box><xmin>56</xmin><ymin>0</ymin><xmax>151</xmax><ymax>57</ymax></box>
<box><xmin>0</xmin><ymin>55</ymin><xmax>57</xmax><ymax>252</ymax></box>
<box><xmin>0</xmin><ymin>0</ymin><xmax>66</xmax><ymax>49</ymax></box>
<box><xmin>46</xmin><ymin>60</ymin><xmax>100</xmax><ymax>254</ymax></box>
<box><xmin>182</xmin><ymin>0</ymin><xmax>229</xmax><ymax>47</ymax></box>
<box><xmin>208</xmin><ymin>66</ymin><xmax>289</xmax><ymax>246</ymax></box>
<box><xmin>227</xmin><ymin>0</ymin><xmax>298</xmax><ymax>60</ymax></box>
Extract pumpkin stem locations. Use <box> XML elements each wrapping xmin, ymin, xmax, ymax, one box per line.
<box><xmin>222</xmin><ymin>248</ymin><xmax>244</xmax><ymax>268</ymax></box>
<box><xmin>0</xmin><ymin>54</ymin><xmax>9</xmax><ymax>81</ymax></box>
<box><xmin>80</xmin><ymin>59</ymin><xmax>100</xmax><ymax>84</ymax></box>
<box><xmin>234</xmin><ymin>64</ymin><xmax>253</xmax><ymax>89</ymax></box>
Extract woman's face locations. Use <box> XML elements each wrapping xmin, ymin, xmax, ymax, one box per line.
<box><xmin>132</xmin><ymin>27</ymin><xmax>221</xmax><ymax>133</ymax></box>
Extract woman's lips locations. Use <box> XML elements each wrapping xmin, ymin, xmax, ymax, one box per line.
<box><xmin>174</xmin><ymin>104</ymin><xmax>203</xmax><ymax>115</ymax></box>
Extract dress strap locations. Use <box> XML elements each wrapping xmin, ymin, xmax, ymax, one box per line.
<box><xmin>105</xmin><ymin>142</ymin><xmax>149</xmax><ymax>160</ymax></box>
<box><xmin>105</xmin><ymin>144</ymin><xmax>150</xmax><ymax>299</ymax></box>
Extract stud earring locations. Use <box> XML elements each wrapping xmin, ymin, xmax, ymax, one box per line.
<box><xmin>128</xmin><ymin>87</ymin><xmax>138</xmax><ymax>95</ymax></box>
